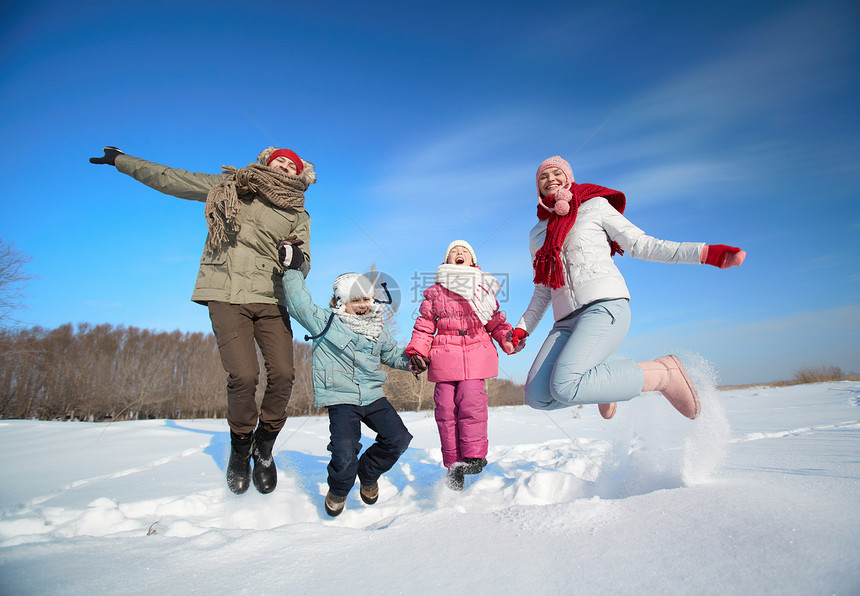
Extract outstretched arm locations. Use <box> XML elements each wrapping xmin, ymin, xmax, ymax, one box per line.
<box><xmin>603</xmin><ymin>205</ymin><xmax>745</xmax><ymax>268</ymax></box>
<box><xmin>602</xmin><ymin>205</ymin><xmax>704</xmax><ymax>264</ymax></box>
<box><xmin>90</xmin><ymin>146</ymin><xmax>227</xmax><ymax>202</ymax></box>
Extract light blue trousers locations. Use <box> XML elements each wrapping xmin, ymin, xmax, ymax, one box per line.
<box><xmin>524</xmin><ymin>299</ymin><xmax>645</xmax><ymax>410</ymax></box>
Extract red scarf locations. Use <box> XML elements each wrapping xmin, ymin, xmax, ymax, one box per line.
<box><xmin>533</xmin><ymin>183</ymin><xmax>626</xmax><ymax>289</ymax></box>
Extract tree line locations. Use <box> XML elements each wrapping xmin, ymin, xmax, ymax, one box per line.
<box><xmin>0</xmin><ymin>323</ymin><xmax>525</xmax><ymax>421</ymax></box>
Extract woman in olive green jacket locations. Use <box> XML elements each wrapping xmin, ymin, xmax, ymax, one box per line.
<box><xmin>91</xmin><ymin>145</ymin><xmax>314</xmax><ymax>496</ymax></box>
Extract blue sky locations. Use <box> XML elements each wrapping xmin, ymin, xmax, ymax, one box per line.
<box><xmin>1</xmin><ymin>0</ymin><xmax>858</xmax><ymax>385</ymax></box>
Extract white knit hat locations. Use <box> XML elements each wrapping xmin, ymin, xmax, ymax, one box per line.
<box><xmin>443</xmin><ymin>240</ymin><xmax>477</xmax><ymax>266</ymax></box>
<box><xmin>332</xmin><ymin>273</ymin><xmax>375</xmax><ymax>310</ymax></box>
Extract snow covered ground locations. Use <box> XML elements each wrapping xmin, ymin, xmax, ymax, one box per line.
<box><xmin>1</xmin><ymin>362</ymin><xmax>858</xmax><ymax>595</ymax></box>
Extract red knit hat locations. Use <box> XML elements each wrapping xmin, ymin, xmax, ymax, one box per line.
<box><xmin>535</xmin><ymin>156</ymin><xmax>574</xmax><ymax>198</ymax></box>
<box><xmin>267</xmin><ymin>148</ymin><xmax>303</xmax><ymax>175</ymax></box>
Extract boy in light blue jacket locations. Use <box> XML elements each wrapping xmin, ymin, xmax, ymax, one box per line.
<box><xmin>279</xmin><ymin>241</ymin><xmax>414</xmax><ymax>517</ymax></box>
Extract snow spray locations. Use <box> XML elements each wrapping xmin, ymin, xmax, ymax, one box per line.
<box><xmin>678</xmin><ymin>351</ymin><xmax>731</xmax><ymax>484</ymax></box>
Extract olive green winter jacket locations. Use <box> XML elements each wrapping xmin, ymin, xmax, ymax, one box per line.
<box><xmin>116</xmin><ymin>154</ymin><xmax>311</xmax><ymax>306</ymax></box>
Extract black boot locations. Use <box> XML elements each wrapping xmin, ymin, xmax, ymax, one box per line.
<box><xmin>462</xmin><ymin>457</ymin><xmax>487</xmax><ymax>475</ymax></box>
<box><xmin>226</xmin><ymin>431</ymin><xmax>253</xmax><ymax>495</ymax></box>
<box><xmin>251</xmin><ymin>426</ymin><xmax>279</xmax><ymax>494</ymax></box>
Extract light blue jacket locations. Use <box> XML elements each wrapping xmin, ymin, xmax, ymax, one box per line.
<box><xmin>282</xmin><ymin>270</ymin><xmax>409</xmax><ymax>408</ymax></box>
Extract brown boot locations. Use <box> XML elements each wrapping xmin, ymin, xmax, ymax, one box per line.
<box><xmin>638</xmin><ymin>355</ymin><xmax>700</xmax><ymax>419</ymax></box>
<box><xmin>359</xmin><ymin>482</ymin><xmax>379</xmax><ymax>505</ymax></box>
<box><xmin>598</xmin><ymin>403</ymin><xmax>617</xmax><ymax>419</ymax></box>
<box><xmin>324</xmin><ymin>491</ymin><xmax>347</xmax><ymax>517</ymax></box>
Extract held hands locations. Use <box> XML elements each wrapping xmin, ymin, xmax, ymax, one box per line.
<box><xmin>702</xmin><ymin>244</ymin><xmax>746</xmax><ymax>269</ymax></box>
<box><xmin>500</xmin><ymin>329</ymin><xmax>516</xmax><ymax>355</ymax></box>
<box><xmin>278</xmin><ymin>236</ymin><xmax>305</xmax><ymax>270</ymax></box>
<box><xmin>509</xmin><ymin>328</ymin><xmax>528</xmax><ymax>354</ymax></box>
<box><xmin>409</xmin><ymin>354</ymin><xmax>429</xmax><ymax>378</ymax></box>
<box><xmin>89</xmin><ymin>146</ymin><xmax>124</xmax><ymax>166</ymax></box>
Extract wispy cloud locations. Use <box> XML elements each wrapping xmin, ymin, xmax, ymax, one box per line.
<box><xmin>576</xmin><ymin>3</ymin><xmax>859</xmax><ymax>203</ymax></box>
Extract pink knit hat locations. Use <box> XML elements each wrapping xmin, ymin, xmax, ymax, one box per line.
<box><xmin>535</xmin><ymin>156</ymin><xmax>574</xmax><ymax>198</ymax></box>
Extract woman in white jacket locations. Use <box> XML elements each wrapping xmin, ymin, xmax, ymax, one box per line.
<box><xmin>510</xmin><ymin>156</ymin><xmax>745</xmax><ymax>420</ymax></box>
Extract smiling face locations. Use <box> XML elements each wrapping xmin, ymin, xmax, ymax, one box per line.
<box><xmin>268</xmin><ymin>155</ymin><xmax>298</xmax><ymax>175</ymax></box>
<box><xmin>446</xmin><ymin>246</ymin><xmax>474</xmax><ymax>266</ymax></box>
<box><xmin>344</xmin><ymin>296</ymin><xmax>373</xmax><ymax>315</ymax></box>
<box><xmin>538</xmin><ymin>167</ymin><xmax>568</xmax><ymax>198</ymax></box>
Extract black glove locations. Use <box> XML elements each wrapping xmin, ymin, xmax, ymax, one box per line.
<box><xmin>278</xmin><ymin>237</ymin><xmax>305</xmax><ymax>270</ymax></box>
<box><xmin>90</xmin><ymin>146</ymin><xmax>124</xmax><ymax>166</ymax></box>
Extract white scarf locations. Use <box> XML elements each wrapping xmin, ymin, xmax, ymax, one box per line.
<box><xmin>336</xmin><ymin>310</ymin><xmax>384</xmax><ymax>341</ymax></box>
<box><xmin>435</xmin><ymin>264</ymin><xmax>501</xmax><ymax>324</ymax></box>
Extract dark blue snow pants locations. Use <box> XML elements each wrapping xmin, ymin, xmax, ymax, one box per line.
<box><xmin>326</xmin><ymin>398</ymin><xmax>413</xmax><ymax>497</ymax></box>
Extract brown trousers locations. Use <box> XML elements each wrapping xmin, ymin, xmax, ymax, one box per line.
<box><xmin>208</xmin><ymin>302</ymin><xmax>295</xmax><ymax>436</ymax></box>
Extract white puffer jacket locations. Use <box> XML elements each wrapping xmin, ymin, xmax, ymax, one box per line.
<box><xmin>517</xmin><ymin>197</ymin><xmax>704</xmax><ymax>333</ymax></box>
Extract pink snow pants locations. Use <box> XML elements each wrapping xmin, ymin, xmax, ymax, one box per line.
<box><xmin>433</xmin><ymin>379</ymin><xmax>488</xmax><ymax>468</ymax></box>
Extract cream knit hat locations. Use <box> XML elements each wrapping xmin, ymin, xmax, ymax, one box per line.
<box><xmin>443</xmin><ymin>240</ymin><xmax>477</xmax><ymax>266</ymax></box>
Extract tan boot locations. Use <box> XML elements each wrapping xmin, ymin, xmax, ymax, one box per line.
<box><xmin>638</xmin><ymin>355</ymin><xmax>700</xmax><ymax>419</ymax></box>
<box><xmin>598</xmin><ymin>403</ymin><xmax>617</xmax><ymax>419</ymax></box>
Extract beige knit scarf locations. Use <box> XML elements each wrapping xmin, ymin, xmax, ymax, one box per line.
<box><xmin>204</xmin><ymin>162</ymin><xmax>309</xmax><ymax>251</ymax></box>
<box><xmin>337</xmin><ymin>310</ymin><xmax>385</xmax><ymax>341</ymax></box>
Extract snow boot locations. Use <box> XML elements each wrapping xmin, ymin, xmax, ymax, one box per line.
<box><xmin>461</xmin><ymin>457</ymin><xmax>487</xmax><ymax>475</ymax></box>
<box><xmin>251</xmin><ymin>425</ymin><xmax>279</xmax><ymax>494</ymax></box>
<box><xmin>638</xmin><ymin>355</ymin><xmax>700</xmax><ymax>419</ymax></box>
<box><xmin>446</xmin><ymin>465</ymin><xmax>465</xmax><ymax>491</ymax></box>
<box><xmin>324</xmin><ymin>491</ymin><xmax>347</xmax><ymax>517</ymax></box>
<box><xmin>598</xmin><ymin>402</ymin><xmax>617</xmax><ymax>419</ymax></box>
<box><xmin>359</xmin><ymin>481</ymin><xmax>379</xmax><ymax>505</ymax></box>
<box><xmin>226</xmin><ymin>431</ymin><xmax>253</xmax><ymax>495</ymax></box>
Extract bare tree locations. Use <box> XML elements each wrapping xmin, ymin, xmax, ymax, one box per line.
<box><xmin>0</xmin><ymin>239</ymin><xmax>35</xmax><ymax>326</ymax></box>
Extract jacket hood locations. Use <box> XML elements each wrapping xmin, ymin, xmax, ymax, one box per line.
<box><xmin>257</xmin><ymin>146</ymin><xmax>317</xmax><ymax>185</ymax></box>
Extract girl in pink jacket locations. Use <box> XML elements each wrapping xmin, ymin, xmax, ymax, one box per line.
<box><xmin>407</xmin><ymin>240</ymin><xmax>515</xmax><ymax>490</ymax></box>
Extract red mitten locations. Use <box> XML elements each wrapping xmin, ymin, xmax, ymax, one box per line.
<box><xmin>702</xmin><ymin>244</ymin><xmax>746</xmax><ymax>269</ymax></box>
<box><xmin>510</xmin><ymin>328</ymin><xmax>528</xmax><ymax>353</ymax></box>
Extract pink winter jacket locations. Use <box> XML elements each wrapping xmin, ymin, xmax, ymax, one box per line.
<box><xmin>406</xmin><ymin>284</ymin><xmax>513</xmax><ymax>383</ymax></box>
